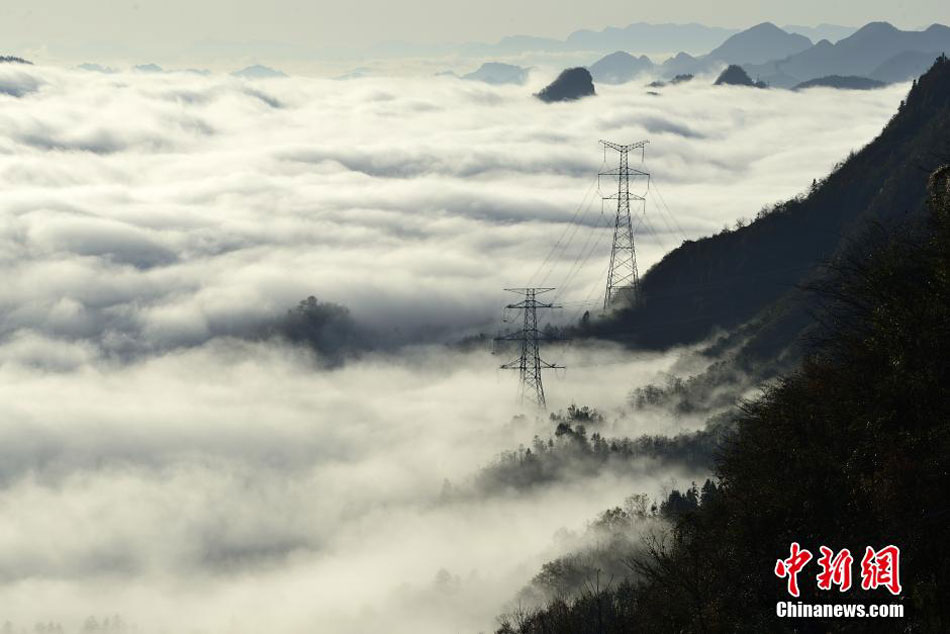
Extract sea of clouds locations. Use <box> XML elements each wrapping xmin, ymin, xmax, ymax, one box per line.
<box><xmin>0</xmin><ymin>63</ymin><xmax>907</xmax><ymax>632</ymax></box>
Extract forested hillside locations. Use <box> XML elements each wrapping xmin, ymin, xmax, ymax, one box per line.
<box><xmin>592</xmin><ymin>55</ymin><xmax>950</xmax><ymax>371</ymax></box>
<box><xmin>498</xmin><ymin>119</ymin><xmax>950</xmax><ymax>634</ymax></box>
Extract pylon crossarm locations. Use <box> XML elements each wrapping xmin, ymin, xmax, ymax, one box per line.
<box><xmin>599</xmin><ymin>168</ymin><xmax>650</xmax><ymax>177</ymax></box>
<box><xmin>601</xmin><ymin>193</ymin><xmax>646</xmax><ymax>201</ymax></box>
<box><xmin>600</xmin><ymin>140</ymin><xmax>648</xmax><ymax>153</ymax></box>
<box><xmin>504</xmin><ymin>302</ymin><xmax>559</xmax><ymax>309</ymax></box>
<box><xmin>504</xmin><ymin>287</ymin><xmax>555</xmax><ymax>294</ymax></box>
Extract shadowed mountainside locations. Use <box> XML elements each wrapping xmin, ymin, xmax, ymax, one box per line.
<box><xmin>590</xmin><ymin>56</ymin><xmax>950</xmax><ymax>374</ymax></box>
<box><xmin>499</xmin><ymin>163</ymin><xmax>950</xmax><ymax>633</ymax></box>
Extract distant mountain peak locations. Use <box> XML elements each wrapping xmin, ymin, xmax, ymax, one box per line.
<box><xmin>783</xmin><ymin>24</ymin><xmax>858</xmax><ymax>44</ymax></box>
<box><xmin>714</xmin><ymin>64</ymin><xmax>767</xmax><ymax>87</ymax></box>
<box><xmin>852</xmin><ymin>21</ymin><xmax>900</xmax><ymax>37</ymax></box>
<box><xmin>754</xmin><ymin>21</ymin><xmax>950</xmax><ymax>86</ymax></box>
<box><xmin>588</xmin><ymin>51</ymin><xmax>655</xmax><ymax>84</ymax></box>
<box><xmin>461</xmin><ymin>62</ymin><xmax>528</xmax><ymax>85</ymax></box>
<box><xmin>232</xmin><ymin>65</ymin><xmax>286</xmax><ymax>79</ymax></box>
<box><xmin>78</xmin><ymin>62</ymin><xmax>117</xmax><ymax>73</ymax></box>
<box><xmin>707</xmin><ymin>22</ymin><xmax>811</xmax><ymax>65</ymax></box>
<box><xmin>746</xmin><ymin>22</ymin><xmax>783</xmax><ymax>32</ymax></box>
<box><xmin>535</xmin><ymin>67</ymin><xmax>595</xmax><ymax>102</ymax></box>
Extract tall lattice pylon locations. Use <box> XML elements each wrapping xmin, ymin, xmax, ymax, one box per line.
<box><xmin>494</xmin><ymin>288</ymin><xmax>564</xmax><ymax>409</ymax></box>
<box><xmin>600</xmin><ymin>139</ymin><xmax>650</xmax><ymax>310</ymax></box>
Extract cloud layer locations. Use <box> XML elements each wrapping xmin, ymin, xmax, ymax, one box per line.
<box><xmin>0</xmin><ymin>65</ymin><xmax>906</xmax><ymax>350</ymax></box>
<box><xmin>0</xmin><ymin>339</ymin><xmax>707</xmax><ymax>632</ymax></box>
<box><xmin>0</xmin><ymin>64</ymin><xmax>908</xmax><ymax>631</ymax></box>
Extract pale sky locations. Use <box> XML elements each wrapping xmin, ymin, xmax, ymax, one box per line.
<box><xmin>2</xmin><ymin>0</ymin><xmax>949</xmax><ymax>64</ymax></box>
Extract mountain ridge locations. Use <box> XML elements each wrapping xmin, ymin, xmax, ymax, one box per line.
<box><xmin>747</xmin><ymin>21</ymin><xmax>950</xmax><ymax>86</ymax></box>
<box><xmin>461</xmin><ymin>62</ymin><xmax>528</xmax><ymax>85</ymax></box>
<box><xmin>590</xmin><ymin>56</ymin><xmax>950</xmax><ymax>373</ymax></box>
<box><xmin>579</xmin><ymin>21</ymin><xmax>948</xmax><ymax>87</ymax></box>
<box><xmin>706</xmin><ymin>22</ymin><xmax>812</xmax><ymax>65</ymax></box>
<box><xmin>587</xmin><ymin>51</ymin><xmax>653</xmax><ymax>84</ymax></box>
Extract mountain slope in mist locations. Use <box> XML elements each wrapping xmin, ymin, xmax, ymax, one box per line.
<box><xmin>499</xmin><ymin>162</ymin><xmax>950</xmax><ymax>634</ymax></box>
<box><xmin>592</xmin><ymin>56</ymin><xmax>950</xmax><ymax>374</ymax></box>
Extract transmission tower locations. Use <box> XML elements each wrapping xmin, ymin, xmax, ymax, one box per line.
<box><xmin>599</xmin><ymin>139</ymin><xmax>650</xmax><ymax>310</ymax></box>
<box><xmin>494</xmin><ymin>288</ymin><xmax>564</xmax><ymax>409</ymax></box>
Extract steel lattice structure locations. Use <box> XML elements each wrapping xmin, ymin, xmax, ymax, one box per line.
<box><xmin>599</xmin><ymin>139</ymin><xmax>650</xmax><ymax>310</ymax></box>
<box><xmin>494</xmin><ymin>288</ymin><xmax>563</xmax><ymax>409</ymax></box>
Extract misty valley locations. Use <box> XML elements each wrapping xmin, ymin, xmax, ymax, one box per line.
<box><xmin>1</xmin><ymin>16</ymin><xmax>950</xmax><ymax>634</ymax></box>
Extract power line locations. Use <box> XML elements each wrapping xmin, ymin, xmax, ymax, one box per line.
<box><xmin>527</xmin><ymin>172</ymin><xmax>601</xmax><ymax>288</ymax></box>
<box><xmin>647</xmin><ymin>173</ymin><xmax>689</xmax><ymax>242</ymax></box>
<box><xmin>551</xmin><ymin>201</ymin><xmax>616</xmax><ymax>304</ymax></box>
<box><xmin>535</xmin><ymin>187</ymin><xmax>600</xmax><ymax>288</ymax></box>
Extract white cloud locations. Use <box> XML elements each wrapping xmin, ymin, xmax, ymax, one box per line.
<box><xmin>0</xmin><ymin>65</ymin><xmax>905</xmax><ymax>349</ymax></box>
<box><xmin>0</xmin><ymin>63</ymin><xmax>908</xmax><ymax>631</ymax></box>
<box><xmin>0</xmin><ymin>339</ymin><xmax>703</xmax><ymax>632</ymax></box>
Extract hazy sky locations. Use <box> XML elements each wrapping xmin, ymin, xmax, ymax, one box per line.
<box><xmin>2</xmin><ymin>0</ymin><xmax>949</xmax><ymax>63</ymax></box>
